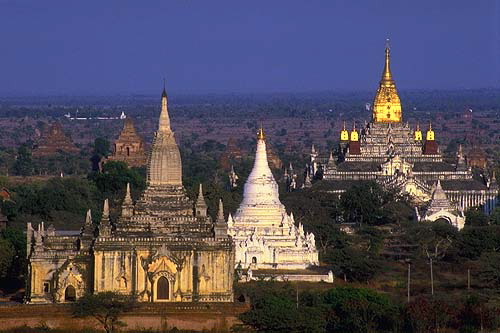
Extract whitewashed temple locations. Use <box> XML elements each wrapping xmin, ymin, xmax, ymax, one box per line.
<box><xmin>227</xmin><ymin>127</ymin><xmax>319</xmax><ymax>270</ymax></box>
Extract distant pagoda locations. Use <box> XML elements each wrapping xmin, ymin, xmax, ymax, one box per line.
<box><xmin>32</xmin><ymin>122</ymin><xmax>79</xmax><ymax>157</ymax></box>
<box><xmin>108</xmin><ymin>118</ymin><xmax>147</xmax><ymax>167</ymax></box>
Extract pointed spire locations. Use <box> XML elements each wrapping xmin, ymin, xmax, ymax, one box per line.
<box><xmin>81</xmin><ymin>209</ymin><xmax>95</xmax><ymax>242</ymax></box>
<box><xmin>257</xmin><ymin>125</ymin><xmax>265</xmax><ymax>141</ymax></box>
<box><xmin>103</xmin><ymin>198</ymin><xmax>109</xmax><ymax>219</ymax></box>
<box><xmin>382</xmin><ymin>38</ymin><xmax>393</xmax><ymax>81</ymax></box>
<box><xmin>195</xmin><ymin>183</ymin><xmax>208</xmax><ymax>217</ymax></box>
<box><xmin>214</xmin><ymin>198</ymin><xmax>228</xmax><ymax>239</ymax></box>
<box><xmin>85</xmin><ymin>209</ymin><xmax>92</xmax><ymax>225</ymax></box>
<box><xmin>416</xmin><ymin>121</ymin><xmax>420</xmax><ymax>131</ymax></box>
<box><xmin>124</xmin><ymin>183</ymin><xmax>132</xmax><ymax>205</ymax></box>
<box><xmin>99</xmin><ymin>199</ymin><xmax>111</xmax><ymax>237</ymax></box>
<box><xmin>159</xmin><ymin>83</ymin><xmax>172</xmax><ymax>134</ymax></box>
<box><xmin>197</xmin><ymin>183</ymin><xmax>207</xmax><ymax>205</ymax></box>
<box><xmin>217</xmin><ymin>198</ymin><xmax>225</xmax><ymax>222</ymax></box>
<box><xmin>343</xmin><ymin>120</ymin><xmax>346</xmax><ymax>130</ymax></box>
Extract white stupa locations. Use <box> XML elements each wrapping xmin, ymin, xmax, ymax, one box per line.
<box><xmin>228</xmin><ymin>127</ymin><xmax>319</xmax><ymax>270</ymax></box>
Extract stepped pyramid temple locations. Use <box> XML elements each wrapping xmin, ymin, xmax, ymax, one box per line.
<box><xmin>108</xmin><ymin>118</ymin><xmax>147</xmax><ymax>167</ymax></box>
<box><xmin>32</xmin><ymin>122</ymin><xmax>79</xmax><ymax>157</ymax></box>
<box><xmin>27</xmin><ymin>88</ymin><xmax>235</xmax><ymax>303</ymax></box>
<box><xmin>228</xmin><ymin>127</ymin><xmax>319</xmax><ymax>270</ymax></box>
<box><xmin>306</xmin><ymin>42</ymin><xmax>498</xmax><ymax>225</ymax></box>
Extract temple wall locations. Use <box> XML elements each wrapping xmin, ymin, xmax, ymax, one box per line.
<box><xmin>0</xmin><ymin>303</ymin><xmax>248</xmax><ymax>332</ymax></box>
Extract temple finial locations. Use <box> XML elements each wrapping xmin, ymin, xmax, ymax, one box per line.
<box><xmin>162</xmin><ymin>78</ymin><xmax>167</xmax><ymax>98</ymax></box>
<box><xmin>159</xmin><ymin>82</ymin><xmax>171</xmax><ymax>133</ymax></box>
<box><xmin>257</xmin><ymin>125</ymin><xmax>265</xmax><ymax>141</ymax></box>
<box><xmin>382</xmin><ymin>38</ymin><xmax>392</xmax><ymax>81</ymax></box>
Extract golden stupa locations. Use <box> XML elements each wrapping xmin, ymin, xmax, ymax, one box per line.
<box><xmin>372</xmin><ymin>41</ymin><xmax>402</xmax><ymax>123</ymax></box>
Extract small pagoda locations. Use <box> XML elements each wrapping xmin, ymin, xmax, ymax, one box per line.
<box><xmin>32</xmin><ymin>122</ymin><xmax>79</xmax><ymax>157</ymax></box>
<box><xmin>108</xmin><ymin>118</ymin><xmax>147</xmax><ymax>167</ymax></box>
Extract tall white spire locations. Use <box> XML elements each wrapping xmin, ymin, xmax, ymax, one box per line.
<box><xmin>239</xmin><ymin>127</ymin><xmax>281</xmax><ymax>208</ymax></box>
<box><xmin>159</xmin><ymin>84</ymin><xmax>172</xmax><ymax>134</ymax></box>
<box><xmin>146</xmin><ymin>86</ymin><xmax>182</xmax><ymax>186</ymax></box>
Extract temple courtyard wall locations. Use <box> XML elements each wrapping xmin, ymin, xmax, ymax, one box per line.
<box><xmin>0</xmin><ymin>302</ymin><xmax>249</xmax><ymax>331</ymax></box>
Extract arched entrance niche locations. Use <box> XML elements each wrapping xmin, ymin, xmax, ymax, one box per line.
<box><xmin>157</xmin><ymin>276</ymin><xmax>169</xmax><ymax>300</ymax></box>
<box><xmin>65</xmin><ymin>285</ymin><xmax>76</xmax><ymax>302</ymax></box>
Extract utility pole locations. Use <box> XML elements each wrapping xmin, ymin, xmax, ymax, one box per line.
<box><xmin>407</xmin><ymin>263</ymin><xmax>411</xmax><ymax>303</ymax></box>
<box><xmin>430</xmin><ymin>258</ymin><xmax>434</xmax><ymax>296</ymax></box>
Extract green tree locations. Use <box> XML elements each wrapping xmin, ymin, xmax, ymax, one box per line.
<box><xmin>489</xmin><ymin>207</ymin><xmax>500</xmax><ymax>225</ymax></box>
<box><xmin>323</xmin><ymin>286</ymin><xmax>398</xmax><ymax>333</ymax></box>
<box><xmin>340</xmin><ymin>182</ymin><xmax>389</xmax><ymax>225</ymax></box>
<box><xmin>478</xmin><ymin>252</ymin><xmax>500</xmax><ymax>287</ymax></box>
<box><xmin>465</xmin><ymin>208</ymin><xmax>489</xmax><ymax>227</ymax></box>
<box><xmin>458</xmin><ymin>226</ymin><xmax>500</xmax><ymax>259</ymax></box>
<box><xmin>0</xmin><ymin>238</ymin><xmax>15</xmax><ymax>279</ymax></box>
<box><xmin>88</xmin><ymin>161</ymin><xmax>145</xmax><ymax>201</ymax></box>
<box><xmin>93</xmin><ymin>137</ymin><xmax>111</xmax><ymax>158</ymax></box>
<box><xmin>72</xmin><ymin>292</ymin><xmax>136</xmax><ymax>333</ymax></box>
<box><xmin>12</xmin><ymin>144</ymin><xmax>33</xmax><ymax>176</ymax></box>
<box><xmin>324</xmin><ymin>248</ymin><xmax>382</xmax><ymax>282</ymax></box>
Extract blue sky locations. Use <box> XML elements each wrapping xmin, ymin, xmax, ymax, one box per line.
<box><xmin>0</xmin><ymin>0</ymin><xmax>499</xmax><ymax>95</ymax></box>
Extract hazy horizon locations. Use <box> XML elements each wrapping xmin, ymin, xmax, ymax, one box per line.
<box><xmin>1</xmin><ymin>0</ymin><xmax>499</xmax><ymax>95</ymax></box>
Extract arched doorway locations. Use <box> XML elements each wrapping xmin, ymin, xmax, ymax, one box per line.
<box><xmin>251</xmin><ymin>256</ymin><xmax>257</xmax><ymax>264</ymax></box>
<box><xmin>157</xmin><ymin>277</ymin><xmax>169</xmax><ymax>300</ymax></box>
<box><xmin>65</xmin><ymin>285</ymin><xmax>76</xmax><ymax>302</ymax></box>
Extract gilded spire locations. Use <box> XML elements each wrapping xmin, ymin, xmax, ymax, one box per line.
<box><xmin>382</xmin><ymin>39</ymin><xmax>392</xmax><ymax>81</ymax></box>
<box><xmin>372</xmin><ymin>39</ymin><xmax>402</xmax><ymax>123</ymax></box>
<box><xmin>257</xmin><ymin>126</ymin><xmax>265</xmax><ymax>141</ymax></box>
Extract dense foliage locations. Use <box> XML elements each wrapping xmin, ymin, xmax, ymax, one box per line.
<box><xmin>237</xmin><ymin>282</ymin><xmax>500</xmax><ymax>333</ymax></box>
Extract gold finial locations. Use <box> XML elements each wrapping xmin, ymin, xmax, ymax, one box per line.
<box><xmin>257</xmin><ymin>125</ymin><xmax>265</xmax><ymax>140</ymax></box>
<box><xmin>382</xmin><ymin>38</ymin><xmax>392</xmax><ymax>81</ymax></box>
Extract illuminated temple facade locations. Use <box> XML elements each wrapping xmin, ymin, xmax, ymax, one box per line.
<box><xmin>228</xmin><ymin>128</ymin><xmax>319</xmax><ymax>269</ymax></box>
<box><xmin>27</xmin><ymin>88</ymin><xmax>234</xmax><ymax>303</ymax></box>
<box><xmin>305</xmin><ymin>43</ymin><xmax>498</xmax><ymax>228</ymax></box>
